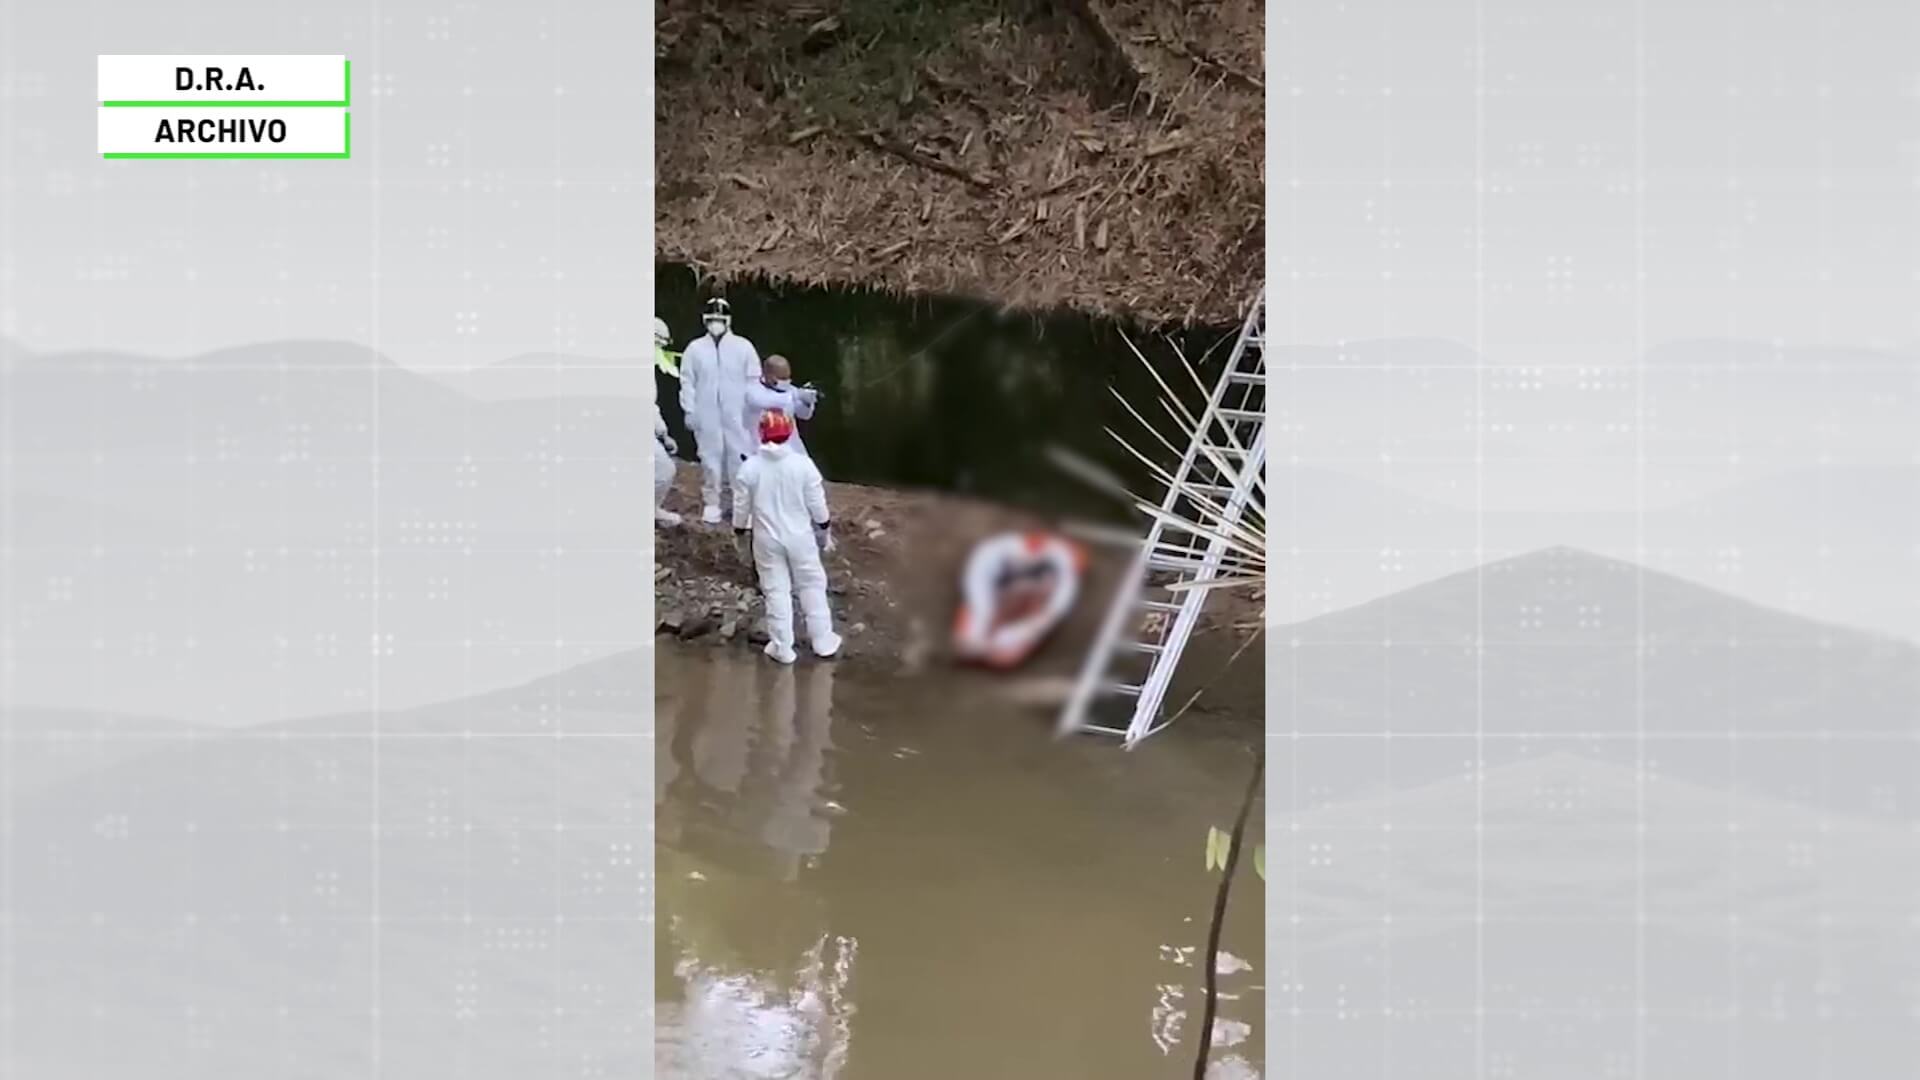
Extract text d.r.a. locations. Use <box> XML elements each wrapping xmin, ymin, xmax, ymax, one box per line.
<box><xmin>175</xmin><ymin>66</ymin><xmax>261</xmax><ymax>92</ymax></box>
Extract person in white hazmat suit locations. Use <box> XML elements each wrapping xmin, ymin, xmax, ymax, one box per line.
<box><xmin>742</xmin><ymin>354</ymin><xmax>821</xmax><ymax>458</ymax></box>
<box><xmin>652</xmin><ymin>317</ymin><xmax>682</xmax><ymax>526</ymax></box>
<box><xmin>732</xmin><ymin>409</ymin><xmax>842</xmax><ymax>664</ymax></box>
<box><xmin>679</xmin><ymin>297</ymin><xmax>762</xmax><ymax>524</ymax></box>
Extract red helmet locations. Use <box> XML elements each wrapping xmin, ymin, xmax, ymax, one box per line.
<box><xmin>758</xmin><ymin>409</ymin><xmax>795</xmax><ymax>444</ymax></box>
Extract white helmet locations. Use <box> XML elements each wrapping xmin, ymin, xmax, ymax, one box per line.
<box><xmin>653</xmin><ymin>317</ymin><xmax>671</xmax><ymax>349</ymax></box>
<box><xmin>702</xmin><ymin>297</ymin><xmax>732</xmax><ymax>337</ymax></box>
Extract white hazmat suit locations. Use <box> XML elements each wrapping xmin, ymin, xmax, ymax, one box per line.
<box><xmin>742</xmin><ymin>380</ymin><xmax>819</xmax><ymax>458</ymax></box>
<box><xmin>680</xmin><ymin>329</ymin><xmax>762</xmax><ymax>522</ymax></box>
<box><xmin>652</xmin><ymin>316</ymin><xmax>682</xmax><ymax>526</ymax></box>
<box><xmin>653</xmin><ymin>395</ymin><xmax>681</xmax><ymax>526</ymax></box>
<box><xmin>732</xmin><ymin>440</ymin><xmax>842</xmax><ymax>664</ymax></box>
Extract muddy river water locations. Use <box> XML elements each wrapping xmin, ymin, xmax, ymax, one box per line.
<box><xmin>654</xmin><ymin>644</ymin><xmax>1265</xmax><ymax>1079</ymax></box>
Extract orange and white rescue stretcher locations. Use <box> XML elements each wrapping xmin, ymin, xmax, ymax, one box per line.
<box><xmin>951</xmin><ymin>531</ymin><xmax>1086</xmax><ymax>669</ymax></box>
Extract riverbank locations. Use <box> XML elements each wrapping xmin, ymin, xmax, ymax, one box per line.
<box><xmin>655</xmin><ymin>467</ymin><xmax>1260</xmax><ymax>690</ymax></box>
<box><xmin>656</xmin><ymin>0</ymin><xmax>1262</xmax><ymax>326</ymax></box>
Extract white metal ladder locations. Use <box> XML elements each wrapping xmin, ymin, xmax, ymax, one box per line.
<box><xmin>1058</xmin><ymin>288</ymin><xmax>1265</xmax><ymax>747</ymax></box>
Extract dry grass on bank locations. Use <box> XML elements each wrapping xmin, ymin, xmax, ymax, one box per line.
<box><xmin>657</xmin><ymin>0</ymin><xmax>1262</xmax><ymax>326</ymax></box>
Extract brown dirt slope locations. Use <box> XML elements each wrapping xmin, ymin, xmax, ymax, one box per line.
<box><xmin>657</xmin><ymin>0</ymin><xmax>1262</xmax><ymax>326</ymax></box>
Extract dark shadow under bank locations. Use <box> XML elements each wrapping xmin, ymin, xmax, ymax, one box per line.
<box><xmin>656</xmin><ymin>262</ymin><xmax>1246</xmax><ymax>524</ymax></box>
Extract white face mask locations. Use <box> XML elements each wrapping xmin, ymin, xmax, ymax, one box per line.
<box><xmin>705</xmin><ymin>319</ymin><xmax>726</xmax><ymax>338</ymax></box>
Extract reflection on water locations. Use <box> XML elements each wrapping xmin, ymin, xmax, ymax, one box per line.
<box><xmin>655</xmin><ymin>646</ymin><xmax>1264</xmax><ymax>1079</ymax></box>
<box><xmin>659</xmin><ymin>658</ymin><xmax>839</xmax><ymax>882</ymax></box>
<box><xmin>661</xmin><ymin>935</ymin><xmax>857</xmax><ymax>1080</ymax></box>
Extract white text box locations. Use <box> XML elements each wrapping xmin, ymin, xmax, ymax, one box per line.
<box><xmin>98</xmin><ymin>55</ymin><xmax>347</xmax><ymax>104</ymax></box>
<box><xmin>98</xmin><ymin>108</ymin><xmax>350</xmax><ymax>156</ymax></box>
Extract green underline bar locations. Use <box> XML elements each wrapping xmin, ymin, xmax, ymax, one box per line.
<box><xmin>102</xmin><ymin>152</ymin><xmax>348</xmax><ymax>158</ymax></box>
<box><xmin>101</xmin><ymin>100</ymin><xmax>346</xmax><ymax>107</ymax></box>
<box><xmin>101</xmin><ymin>59</ymin><xmax>351</xmax><ymax>108</ymax></box>
<box><xmin>102</xmin><ymin>111</ymin><xmax>351</xmax><ymax>159</ymax></box>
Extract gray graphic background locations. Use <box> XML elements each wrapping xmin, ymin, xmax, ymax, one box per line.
<box><xmin>1271</xmin><ymin>0</ymin><xmax>1918</xmax><ymax>1077</ymax></box>
<box><xmin>2</xmin><ymin>2</ymin><xmax>653</xmax><ymax>1077</ymax></box>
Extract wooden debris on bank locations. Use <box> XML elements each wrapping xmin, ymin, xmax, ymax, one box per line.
<box><xmin>1162</xmin><ymin>39</ymin><xmax>1264</xmax><ymax>92</ymax></box>
<box><xmin>1145</xmin><ymin>134</ymin><xmax>1188</xmax><ymax>159</ymax></box>
<box><xmin>802</xmin><ymin>15</ymin><xmax>843</xmax><ymax>54</ymax></box>
<box><xmin>1042</xmin><ymin>170</ymin><xmax>1080</xmax><ymax>196</ymax></box>
<box><xmin>656</xmin><ymin>0</ymin><xmax>1262</xmax><ymax>326</ymax></box>
<box><xmin>856</xmin><ymin>131</ymin><xmax>995</xmax><ymax>190</ymax></box>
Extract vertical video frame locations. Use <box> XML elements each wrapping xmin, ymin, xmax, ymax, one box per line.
<box><xmin>653</xmin><ymin>1</ymin><xmax>1268</xmax><ymax>1076</ymax></box>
